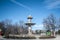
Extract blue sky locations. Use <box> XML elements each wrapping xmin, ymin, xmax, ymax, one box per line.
<box><xmin>0</xmin><ymin>0</ymin><xmax>60</xmax><ymax>30</ymax></box>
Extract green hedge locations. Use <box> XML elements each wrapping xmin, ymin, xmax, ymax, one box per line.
<box><xmin>4</xmin><ymin>36</ymin><xmax>36</xmax><ymax>39</ymax></box>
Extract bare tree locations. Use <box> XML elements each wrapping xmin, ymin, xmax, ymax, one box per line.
<box><xmin>0</xmin><ymin>21</ymin><xmax>5</xmax><ymax>35</ymax></box>
<box><xmin>58</xmin><ymin>18</ymin><xmax>60</xmax><ymax>29</ymax></box>
<box><xmin>43</xmin><ymin>18</ymin><xmax>50</xmax><ymax>30</ymax></box>
<box><xmin>57</xmin><ymin>18</ymin><xmax>60</xmax><ymax>34</ymax></box>
<box><xmin>19</xmin><ymin>20</ymin><xmax>28</xmax><ymax>34</ymax></box>
<box><xmin>43</xmin><ymin>14</ymin><xmax>56</xmax><ymax>36</ymax></box>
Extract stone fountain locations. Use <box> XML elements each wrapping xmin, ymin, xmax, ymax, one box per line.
<box><xmin>25</xmin><ymin>15</ymin><xmax>35</xmax><ymax>36</ymax></box>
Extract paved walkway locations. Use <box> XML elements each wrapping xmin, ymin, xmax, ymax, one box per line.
<box><xmin>0</xmin><ymin>35</ymin><xmax>60</xmax><ymax>40</ymax></box>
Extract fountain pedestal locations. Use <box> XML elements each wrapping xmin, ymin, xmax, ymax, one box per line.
<box><xmin>28</xmin><ymin>27</ymin><xmax>31</xmax><ymax>35</ymax></box>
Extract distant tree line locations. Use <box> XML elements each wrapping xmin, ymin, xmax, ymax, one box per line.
<box><xmin>0</xmin><ymin>19</ymin><xmax>28</xmax><ymax>36</ymax></box>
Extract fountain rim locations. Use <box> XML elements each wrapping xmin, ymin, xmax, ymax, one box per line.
<box><xmin>25</xmin><ymin>23</ymin><xmax>35</xmax><ymax>25</ymax></box>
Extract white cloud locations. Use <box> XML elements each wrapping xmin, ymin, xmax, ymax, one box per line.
<box><xmin>44</xmin><ymin>0</ymin><xmax>60</xmax><ymax>9</ymax></box>
<box><xmin>34</xmin><ymin>24</ymin><xmax>43</xmax><ymax>27</ymax></box>
<box><xmin>32</xmin><ymin>24</ymin><xmax>46</xmax><ymax>30</ymax></box>
<box><xmin>10</xmin><ymin>0</ymin><xmax>32</xmax><ymax>10</ymax></box>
